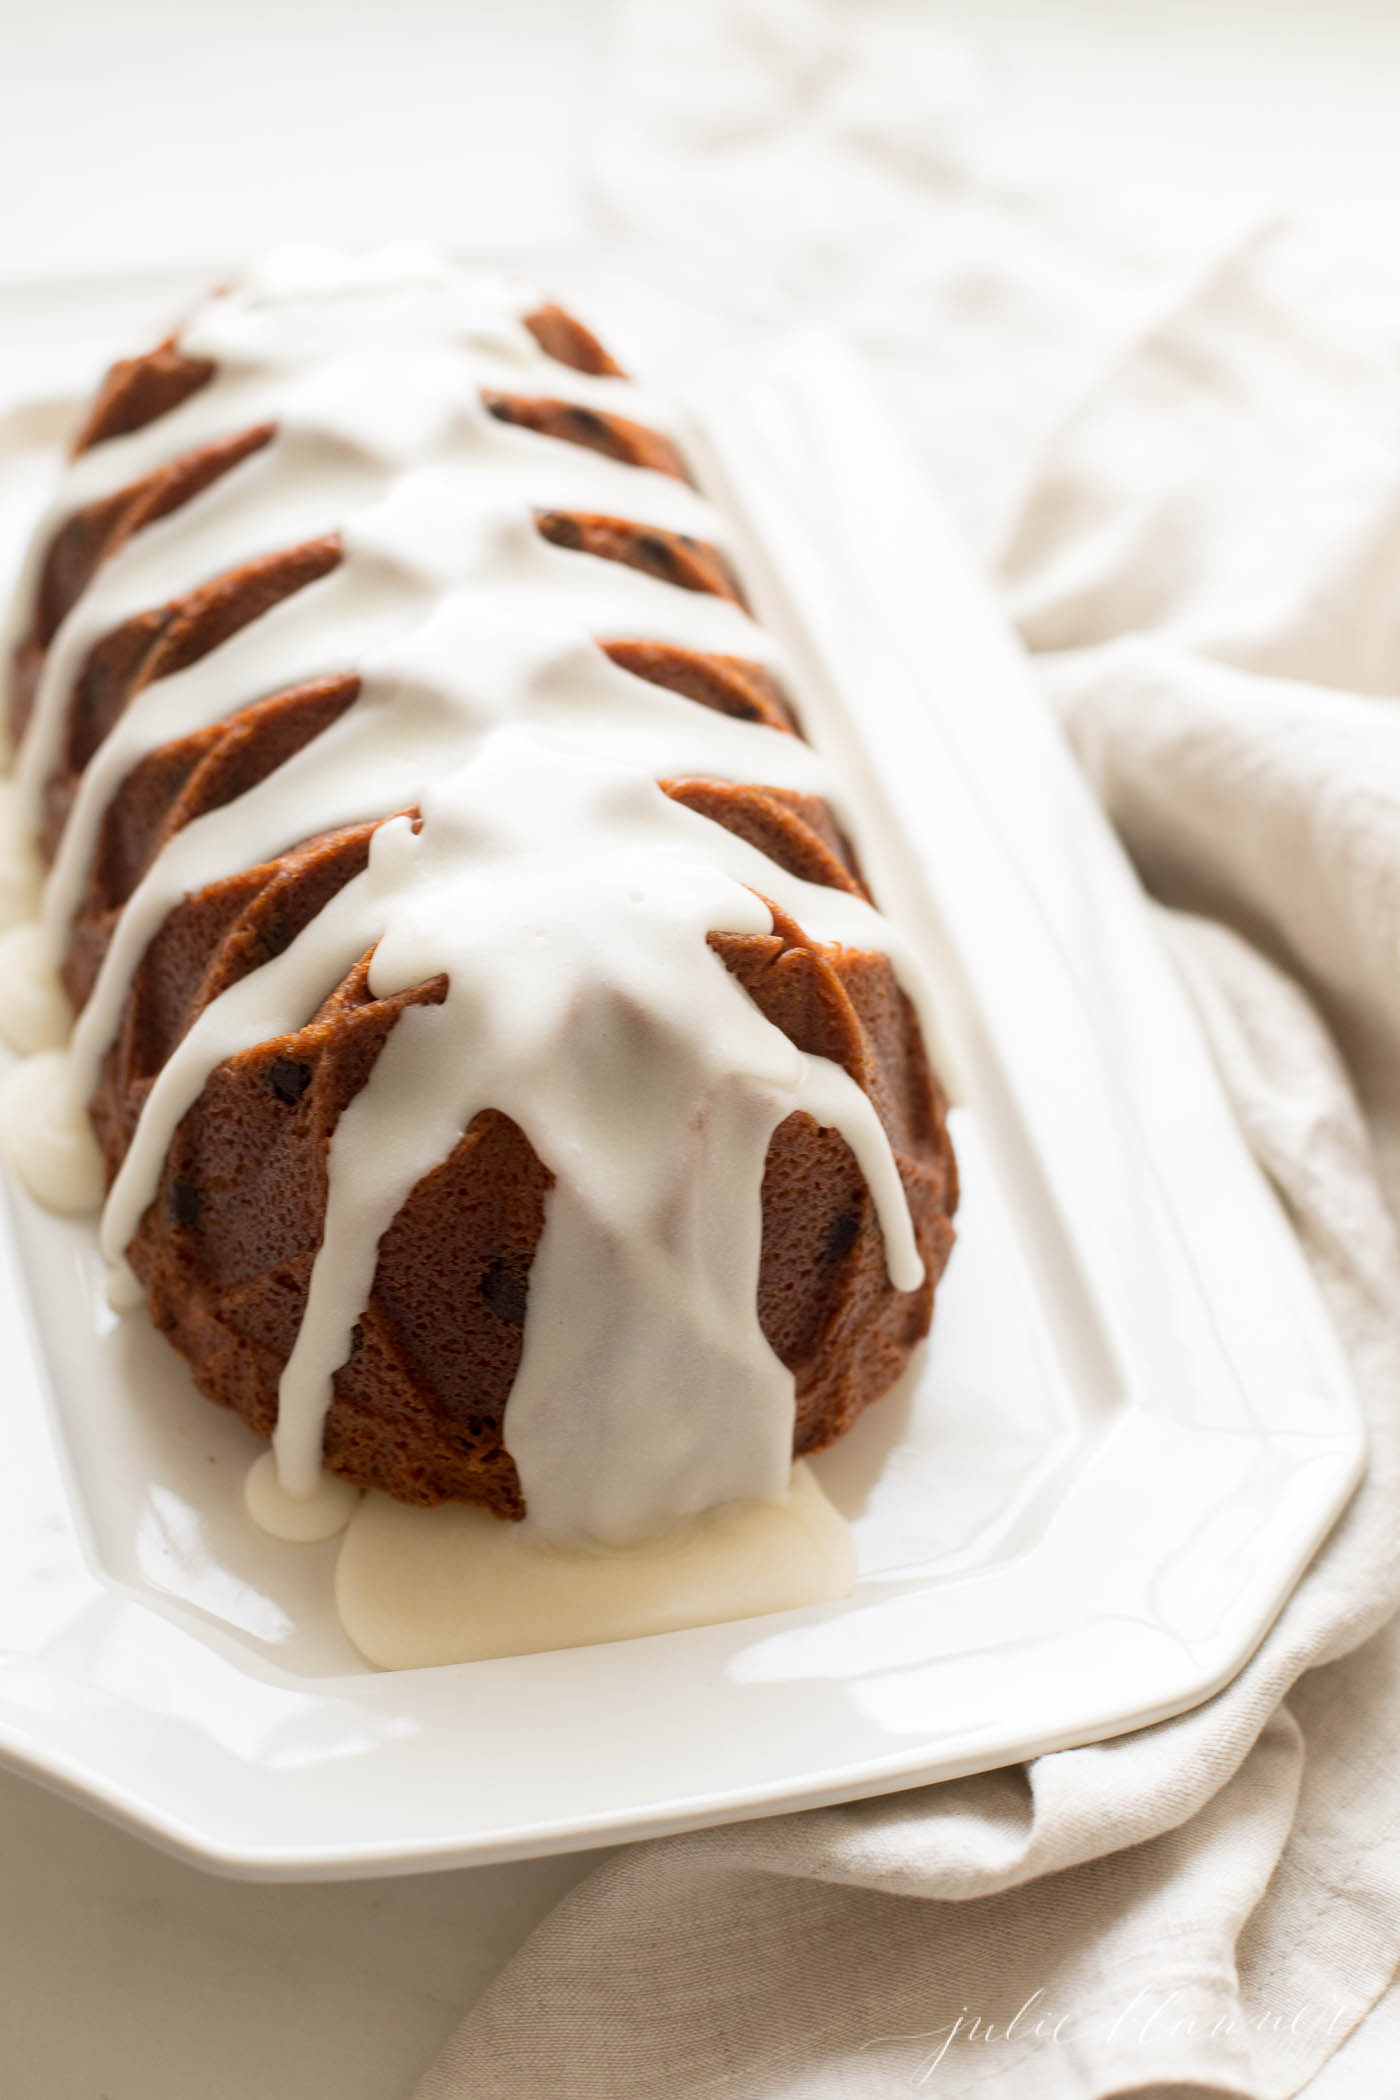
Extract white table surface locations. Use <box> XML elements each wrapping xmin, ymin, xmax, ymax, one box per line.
<box><xmin>3</xmin><ymin>2</ymin><xmax>1400</xmax><ymax>2094</ymax></box>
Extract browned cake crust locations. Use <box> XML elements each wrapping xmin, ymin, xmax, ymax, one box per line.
<box><xmin>11</xmin><ymin>299</ymin><xmax>959</xmax><ymax>1517</ymax></box>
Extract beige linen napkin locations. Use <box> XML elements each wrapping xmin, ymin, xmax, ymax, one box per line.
<box><xmin>414</xmin><ymin>5</ymin><xmax>1400</xmax><ymax>2093</ymax></box>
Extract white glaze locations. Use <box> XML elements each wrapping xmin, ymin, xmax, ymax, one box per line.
<box><xmin>0</xmin><ymin>923</ymin><xmax>71</xmax><ymax>1053</ymax></box>
<box><xmin>0</xmin><ymin>1048</ymin><xmax>104</xmax><ymax>1213</ymax></box>
<box><xmin>60</xmin><ymin>530</ymin><xmax>828</xmax><ymax>1113</ymax></box>
<box><xmin>105</xmin><ymin>1260</ymin><xmax>145</xmax><ymax>1313</ymax></box>
<box><xmin>1</xmin><ymin>246</ymin><xmax>926</xmax><ymax>1567</ymax></box>
<box><xmin>0</xmin><ymin>783</ymin><xmax>40</xmax><ymax>928</ymax></box>
<box><xmin>244</xmin><ymin>1451</ymin><xmax>361</xmax><ymax>1543</ymax></box>
<box><xmin>335</xmin><ymin>1460</ymin><xmax>856</xmax><ymax>1669</ymax></box>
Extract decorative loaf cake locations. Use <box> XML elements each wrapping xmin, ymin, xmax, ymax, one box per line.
<box><xmin>1</xmin><ymin>249</ymin><xmax>958</xmax><ymax>1551</ymax></box>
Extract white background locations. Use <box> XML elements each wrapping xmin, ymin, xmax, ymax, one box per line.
<box><xmin>2</xmin><ymin>1</ymin><xmax>1400</xmax><ymax>2094</ymax></box>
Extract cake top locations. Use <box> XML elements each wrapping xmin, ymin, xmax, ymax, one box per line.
<box><xmin>14</xmin><ymin>247</ymin><xmax>926</xmax><ymax>1546</ymax></box>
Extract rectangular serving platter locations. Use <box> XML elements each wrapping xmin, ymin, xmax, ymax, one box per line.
<box><xmin>0</xmin><ymin>274</ymin><xmax>1364</xmax><ymax>1879</ymax></box>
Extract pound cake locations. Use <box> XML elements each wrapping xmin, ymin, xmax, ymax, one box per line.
<box><xmin>1</xmin><ymin>247</ymin><xmax>957</xmax><ymax>1549</ymax></box>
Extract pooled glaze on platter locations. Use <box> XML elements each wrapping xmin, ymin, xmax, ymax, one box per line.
<box><xmin>336</xmin><ymin>1459</ymin><xmax>857</xmax><ymax>1669</ymax></box>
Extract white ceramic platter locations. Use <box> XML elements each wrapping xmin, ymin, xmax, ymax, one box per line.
<box><xmin>0</xmin><ymin>281</ymin><xmax>1363</xmax><ymax>1880</ymax></box>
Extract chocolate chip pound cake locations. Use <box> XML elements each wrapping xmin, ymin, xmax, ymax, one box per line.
<box><xmin>2</xmin><ymin>247</ymin><xmax>957</xmax><ymax>1547</ymax></box>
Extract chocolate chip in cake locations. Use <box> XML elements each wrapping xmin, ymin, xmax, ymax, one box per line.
<box><xmin>534</xmin><ymin>510</ymin><xmax>584</xmax><ymax>551</ymax></box>
<box><xmin>823</xmin><ymin>1209</ymin><xmax>861</xmax><ymax>1263</ymax></box>
<box><xmin>170</xmin><ymin>1179</ymin><xmax>200</xmax><ymax>1226</ymax></box>
<box><xmin>269</xmin><ymin>1057</ymin><xmax>312</xmax><ymax>1104</ymax></box>
<box><xmin>635</xmin><ymin>532</ymin><xmax>680</xmax><ymax>578</ymax></box>
<box><xmin>565</xmin><ymin>405</ymin><xmax>611</xmax><ymax>442</ymax></box>
<box><xmin>479</xmin><ymin>1255</ymin><xmax>528</xmax><ymax>1327</ymax></box>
